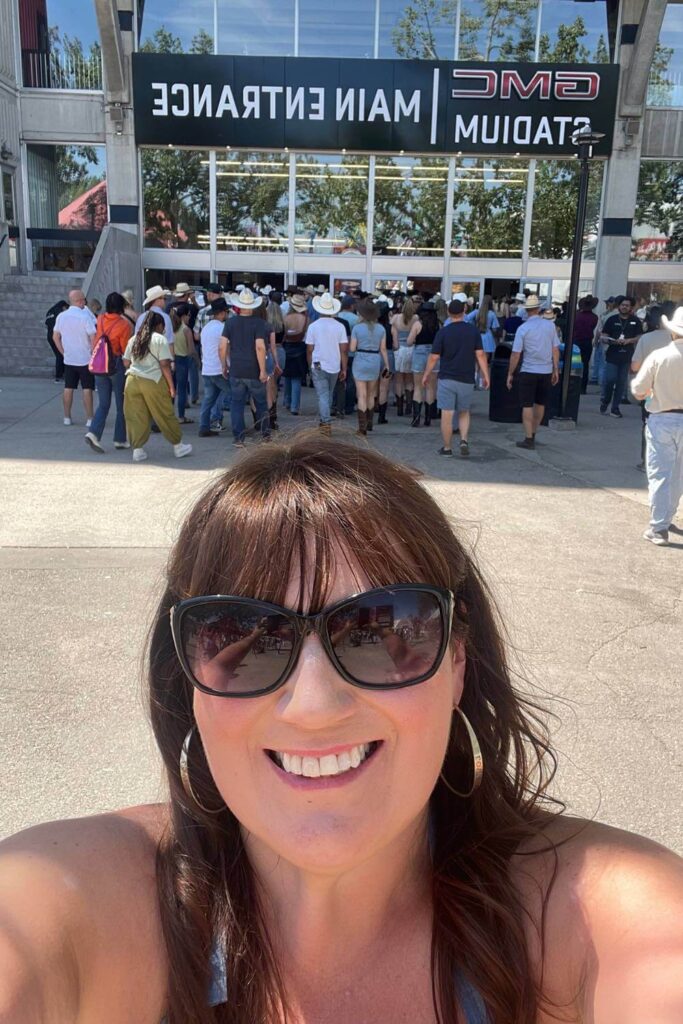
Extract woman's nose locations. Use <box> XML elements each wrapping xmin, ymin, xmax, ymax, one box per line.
<box><xmin>276</xmin><ymin>634</ymin><xmax>356</xmax><ymax>727</ymax></box>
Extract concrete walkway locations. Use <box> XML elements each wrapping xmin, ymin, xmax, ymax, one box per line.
<box><xmin>1</xmin><ymin>376</ymin><xmax>681</xmax><ymax>853</ymax></box>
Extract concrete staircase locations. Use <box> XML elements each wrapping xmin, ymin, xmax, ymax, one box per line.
<box><xmin>0</xmin><ymin>272</ymin><xmax>86</xmax><ymax>377</ymax></box>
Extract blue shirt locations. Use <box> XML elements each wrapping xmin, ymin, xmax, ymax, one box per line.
<box><xmin>512</xmin><ymin>316</ymin><xmax>559</xmax><ymax>373</ymax></box>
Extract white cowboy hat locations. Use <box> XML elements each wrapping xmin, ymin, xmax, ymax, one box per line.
<box><xmin>173</xmin><ymin>282</ymin><xmax>193</xmax><ymax>297</ymax></box>
<box><xmin>542</xmin><ymin>309</ymin><xmax>556</xmax><ymax>320</ymax></box>
<box><xmin>262</xmin><ymin>284</ymin><xmax>273</xmax><ymax>295</ymax></box>
<box><xmin>662</xmin><ymin>307</ymin><xmax>683</xmax><ymax>338</ymax></box>
<box><xmin>524</xmin><ymin>294</ymin><xmax>542</xmax><ymax>310</ymax></box>
<box><xmin>234</xmin><ymin>284</ymin><xmax>246</xmax><ymax>293</ymax></box>
<box><xmin>515</xmin><ymin>292</ymin><xmax>526</xmax><ymax>302</ymax></box>
<box><xmin>452</xmin><ymin>291</ymin><xmax>468</xmax><ymax>303</ymax></box>
<box><xmin>289</xmin><ymin>294</ymin><xmax>308</xmax><ymax>313</ymax></box>
<box><xmin>143</xmin><ymin>285</ymin><xmax>169</xmax><ymax>307</ymax></box>
<box><xmin>304</xmin><ymin>285</ymin><xmax>316</xmax><ymax>296</ymax></box>
<box><xmin>373</xmin><ymin>294</ymin><xmax>394</xmax><ymax>310</ymax></box>
<box><xmin>312</xmin><ymin>291</ymin><xmax>341</xmax><ymax>316</ymax></box>
<box><xmin>316</xmin><ymin>284</ymin><xmax>326</xmax><ymax>294</ymax></box>
<box><xmin>231</xmin><ymin>287</ymin><xmax>262</xmax><ymax>311</ymax></box>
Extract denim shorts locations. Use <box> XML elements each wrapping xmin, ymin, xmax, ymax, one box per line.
<box><xmin>411</xmin><ymin>345</ymin><xmax>432</xmax><ymax>374</ymax></box>
<box><xmin>437</xmin><ymin>378</ymin><xmax>474</xmax><ymax>412</ymax></box>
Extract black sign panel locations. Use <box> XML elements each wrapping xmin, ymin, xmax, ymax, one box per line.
<box><xmin>132</xmin><ymin>55</ymin><xmax>618</xmax><ymax>157</ymax></box>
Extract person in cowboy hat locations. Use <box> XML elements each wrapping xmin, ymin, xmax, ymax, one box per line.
<box><xmin>222</xmin><ymin>288</ymin><xmax>271</xmax><ymax>447</ymax></box>
<box><xmin>631</xmin><ymin>306</ymin><xmax>683</xmax><ymax>545</ymax></box>
<box><xmin>172</xmin><ymin>282</ymin><xmax>194</xmax><ymax>300</ymax></box>
<box><xmin>306</xmin><ymin>292</ymin><xmax>348</xmax><ymax>434</ymax></box>
<box><xmin>135</xmin><ymin>286</ymin><xmax>174</xmax><ymax>345</ymax></box>
<box><xmin>506</xmin><ymin>294</ymin><xmax>559</xmax><ymax>450</ymax></box>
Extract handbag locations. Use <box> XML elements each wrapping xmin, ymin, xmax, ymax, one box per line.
<box><xmin>89</xmin><ymin>332</ymin><xmax>117</xmax><ymax>376</ymax></box>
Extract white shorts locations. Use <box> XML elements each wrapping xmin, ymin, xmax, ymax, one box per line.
<box><xmin>394</xmin><ymin>347</ymin><xmax>413</xmax><ymax>373</ymax></box>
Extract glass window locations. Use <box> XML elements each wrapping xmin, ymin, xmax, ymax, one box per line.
<box><xmin>529</xmin><ymin>160</ymin><xmax>602</xmax><ymax>259</ymax></box>
<box><xmin>631</xmin><ymin>161</ymin><xmax>683</xmax><ymax>262</ymax></box>
<box><xmin>538</xmin><ymin>0</ymin><xmax>609</xmax><ymax>63</ymax></box>
<box><xmin>294</xmin><ymin>155</ymin><xmax>368</xmax><ymax>255</ymax></box>
<box><xmin>451</xmin><ymin>159</ymin><xmax>526</xmax><ymax>259</ymax></box>
<box><xmin>379</xmin><ymin>0</ymin><xmax>456</xmax><ymax>59</ymax></box>
<box><xmin>218</xmin><ymin>0</ymin><xmax>295</xmax><ymax>56</ymax></box>
<box><xmin>139</xmin><ymin>0</ymin><xmax>215</xmax><ymax>53</ymax></box>
<box><xmin>647</xmin><ymin>3</ymin><xmax>683</xmax><ymax>107</ymax></box>
<box><xmin>374</xmin><ymin>157</ymin><xmax>448</xmax><ymax>257</ymax></box>
<box><xmin>374</xmin><ymin>278</ymin><xmax>406</xmax><ymax>292</ymax></box>
<box><xmin>216</xmin><ymin>152</ymin><xmax>289</xmax><ymax>253</ymax></box>
<box><xmin>627</xmin><ymin>280</ymin><xmax>683</xmax><ymax>305</ymax></box>
<box><xmin>27</xmin><ymin>144</ymin><xmax>107</xmax><ymax>229</ymax></box>
<box><xmin>299</xmin><ymin>0</ymin><xmax>374</xmax><ymax>57</ymax></box>
<box><xmin>459</xmin><ymin>0</ymin><xmax>538</xmax><ymax>61</ymax></box>
<box><xmin>2</xmin><ymin>173</ymin><xmax>16</xmax><ymax>222</ymax></box>
<box><xmin>142</xmin><ymin>148</ymin><xmax>209</xmax><ymax>249</ymax></box>
<box><xmin>20</xmin><ymin>0</ymin><xmax>101</xmax><ymax>88</ymax></box>
<box><xmin>450</xmin><ymin>279</ymin><xmax>481</xmax><ymax>304</ymax></box>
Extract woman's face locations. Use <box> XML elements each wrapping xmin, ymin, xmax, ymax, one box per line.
<box><xmin>194</xmin><ymin>556</ymin><xmax>465</xmax><ymax>874</ymax></box>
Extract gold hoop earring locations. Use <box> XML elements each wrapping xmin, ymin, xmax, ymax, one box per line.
<box><xmin>439</xmin><ymin>706</ymin><xmax>484</xmax><ymax>799</ymax></box>
<box><xmin>179</xmin><ymin>726</ymin><xmax>224</xmax><ymax>815</ymax></box>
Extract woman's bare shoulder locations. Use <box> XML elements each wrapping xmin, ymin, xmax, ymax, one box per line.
<box><xmin>0</xmin><ymin>804</ymin><xmax>170</xmax><ymax>1024</ymax></box>
<box><xmin>511</xmin><ymin>814</ymin><xmax>683</xmax><ymax>1023</ymax></box>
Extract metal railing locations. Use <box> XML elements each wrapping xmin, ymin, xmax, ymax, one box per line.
<box><xmin>21</xmin><ymin>48</ymin><xmax>102</xmax><ymax>91</ymax></box>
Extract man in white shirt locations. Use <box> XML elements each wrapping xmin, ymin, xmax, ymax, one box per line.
<box><xmin>52</xmin><ymin>289</ymin><xmax>96</xmax><ymax>426</ymax></box>
<box><xmin>631</xmin><ymin>306</ymin><xmax>683</xmax><ymax>546</ymax></box>
<box><xmin>506</xmin><ymin>295</ymin><xmax>559</xmax><ymax>449</ymax></box>
<box><xmin>306</xmin><ymin>292</ymin><xmax>348</xmax><ymax>434</ymax></box>
<box><xmin>198</xmin><ymin>298</ymin><xmax>232</xmax><ymax>437</ymax></box>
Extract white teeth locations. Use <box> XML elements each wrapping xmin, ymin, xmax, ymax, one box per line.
<box><xmin>273</xmin><ymin>743</ymin><xmax>375</xmax><ymax>778</ymax></box>
<box><xmin>301</xmin><ymin>757</ymin><xmax>320</xmax><ymax>778</ymax></box>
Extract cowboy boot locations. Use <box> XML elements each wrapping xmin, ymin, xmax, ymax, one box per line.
<box><xmin>430</xmin><ymin>400</ymin><xmax>440</xmax><ymax>421</ymax></box>
<box><xmin>269</xmin><ymin>403</ymin><xmax>279</xmax><ymax>431</ymax></box>
<box><xmin>366</xmin><ymin>408</ymin><xmax>374</xmax><ymax>432</ymax></box>
<box><xmin>404</xmin><ymin>389</ymin><xmax>414</xmax><ymax>412</ymax></box>
<box><xmin>423</xmin><ymin>402</ymin><xmax>432</xmax><ymax>427</ymax></box>
<box><xmin>396</xmin><ymin>395</ymin><xmax>404</xmax><ymax>417</ymax></box>
<box><xmin>319</xmin><ymin>422</ymin><xmax>332</xmax><ymax>436</ymax></box>
<box><xmin>378</xmin><ymin>403</ymin><xmax>388</xmax><ymax>424</ymax></box>
<box><xmin>373</xmin><ymin>396</ymin><xmax>379</xmax><ymax>413</ymax></box>
<box><xmin>411</xmin><ymin>401</ymin><xmax>422</xmax><ymax>427</ymax></box>
<box><xmin>356</xmin><ymin>409</ymin><xmax>367</xmax><ymax>436</ymax></box>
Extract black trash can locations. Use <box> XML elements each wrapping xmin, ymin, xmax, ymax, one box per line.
<box><xmin>489</xmin><ymin>344</ymin><xmax>522</xmax><ymax>423</ymax></box>
<box><xmin>542</xmin><ymin>345</ymin><xmax>582</xmax><ymax>424</ymax></box>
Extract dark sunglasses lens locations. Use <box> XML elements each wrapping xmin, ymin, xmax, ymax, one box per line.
<box><xmin>180</xmin><ymin>602</ymin><xmax>296</xmax><ymax>695</ymax></box>
<box><xmin>327</xmin><ymin>589</ymin><xmax>445</xmax><ymax>686</ymax></box>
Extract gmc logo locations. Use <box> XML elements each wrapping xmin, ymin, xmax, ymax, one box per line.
<box><xmin>451</xmin><ymin>69</ymin><xmax>600</xmax><ymax>101</ymax></box>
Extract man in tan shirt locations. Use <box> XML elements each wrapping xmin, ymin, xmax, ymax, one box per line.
<box><xmin>631</xmin><ymin>307</ymin><xmax>683</xmax><ymax>546</ymax></box>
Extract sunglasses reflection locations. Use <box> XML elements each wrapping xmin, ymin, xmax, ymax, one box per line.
<box><xmin>187</xmin><ymin>596</ymin><xmax>443</xmax><ymax>693</ymax></box>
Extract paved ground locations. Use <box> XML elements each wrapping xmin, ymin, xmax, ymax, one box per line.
<box><xmin>1</xmin><ymin>376</ymin><xmax>681</xmax><ymax>854</ymax></box>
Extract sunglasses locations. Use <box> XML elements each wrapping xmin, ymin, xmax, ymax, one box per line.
<box><xmin>170</xmin><ymin>585</ymin><xmax>454</xmax><ymax>698</ymax></box>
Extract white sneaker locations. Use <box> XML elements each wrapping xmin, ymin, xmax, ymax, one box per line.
<box><xmin>85</xmin><ymin>419</ymin><xmax>92</xmax><ymax>428</ymax></box>
<box><xmin>132</xmin><ymin>448</ymin><xmax>148</xmax><ymax>462</ymax></box>
<box><xmin>173</xmin><ymin>443</ymin><xmax>193</xmax><ymax>459</ymax></box>
<box><xmin>63</xmin><ymin>417</ymin><xmax>72</xmax><ymax>426</ymax></box>
<box><xmin>84</xmin><ymin>431</ymin><xmax>104</xmax><ymax>454</ymax></box>
<box><xmin>114</xmin><ymin>441</ymin><xmax>130</xmax><ymax>449</ymax></box>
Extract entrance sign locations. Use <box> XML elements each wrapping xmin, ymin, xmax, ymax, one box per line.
<box><xmin>133</xmin><ymin>55</ymin><xmax>618</xmax><ymax>157</ymax></box>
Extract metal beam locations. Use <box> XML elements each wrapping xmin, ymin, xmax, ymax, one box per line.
<box><xmin>621</xmin><ymin>0</ymin><xmax>668</xmax><ymax>113</ymax></box>
<box><xmin>94</xmin><ymin>0</ymin><xmax>127</xmax><ymax>101</ymax></box>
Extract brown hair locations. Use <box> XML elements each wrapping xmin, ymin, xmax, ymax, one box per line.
<box><xmin>477</xmin><ymin>294</ymin><xmax>493</xmax><ymax>334</ymax></box>
<box><xmin>401</xmin><ymin>297</ymin><xmax>418</xmax><ymax>325</ymax></box>
<box><xmin>148</xmin><ymin>435</ymin><xmax>563</xmax><ymax>1024</ymax></box>
<box><xmin>358</xmin><ymin>297</ymin><xmax>379</xmax><ymax>323</ymax></box>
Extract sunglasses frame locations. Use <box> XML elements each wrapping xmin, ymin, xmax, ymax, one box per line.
<box><xmin>170</xmin><ymin>584</ymin><xmax>454</xmax><ymax>698</ymax></box>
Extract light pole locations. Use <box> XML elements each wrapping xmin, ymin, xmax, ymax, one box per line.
<box><xmin>555</xmin><ymin>122</ymin><xmax>605</xmax><ymax>423</ymax></box>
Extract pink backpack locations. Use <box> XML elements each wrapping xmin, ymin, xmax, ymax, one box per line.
<box><xmin>89</xmin><ymin>333</ymin><xmax>115</xmax><ymax>375</ymax></box>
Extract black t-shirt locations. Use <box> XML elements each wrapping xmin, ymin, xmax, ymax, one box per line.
<box><xmin>432</xmin><ymin>321</ymin><xmax>483</xmax><ymax>383</ymax></box>
<box><xmin>603</xmin><ymin>312</ymin><xmax>643</xmax><ymax>365</ymax></box>
<box><xmin>222</xmin><ymin>315</ymin><xmax>268</xmax><ymax>379</ymax></box>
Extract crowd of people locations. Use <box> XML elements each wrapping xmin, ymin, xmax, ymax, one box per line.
<box><xmin>43</xmin><ymin>279</ymin><xmax>682</xmax><ymax>544</ymax></box>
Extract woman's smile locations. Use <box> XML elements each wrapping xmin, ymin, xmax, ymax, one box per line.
<box><xmin>265</xmin><ymin>740</ymin><xmax>383</xmax><ymax>789</ymax></box>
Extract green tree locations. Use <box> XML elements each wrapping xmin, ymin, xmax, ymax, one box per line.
<box><xmin>390</xmin><ymin>0</ymin><xmax>457</xmax><ymax>59</ymax></box>
<box><xmin>48</xmin><ymin>27</ymin><xmax>102</xmax><ymax>89</ymax></box>
<box><xmin>529</xmin><ymin>160</ymin><xmax>602</xmax><ymax>259</ymax></box>
<box><xmin>140</xmin><ymin>27</ymin><xmax>183</xmax><ymax>54</ymax></box>
<box><xmin>142</xmin><ymin>148</ymin><xmax>209</xmax><ymax>248</ymax></box>
<box><xmin>55</xmin><ymin>145</ymin><xmax>103</xmax><ymax>207</ymax></box>
<box><xmin>633</xmin><ymin>161</ymin><xmax>683</xmax><ymax>260</ymax></box>
<box><xmin>189</xmin><ymin>29</ymin><xmax>214</xmax><ymax>55</ymax></box>
<box><xmin>295</xmin><ymin>156</ymin><xmax>369</xmax><ymax>251</ymax></box>
<box><xmin>216</xmin><ymin>153</ymin><xmax>289</xmax><ymax>251</ymax></box>
<box><xmin>451</xmin><ymin>162</ymin><xmax>526</xmax><ymax>257</ymax></box>
<box><xmin>538</xmin><ymin>17</ymin><xmax>590</xmax><ymax>63</ymax></box>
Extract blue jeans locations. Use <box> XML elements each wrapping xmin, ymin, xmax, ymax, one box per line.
<box><xmin>174</xmin><ymin>355</ymin><xmax>192</xmax><ymax>418</ymax></box>
<box><xmin>188</xmin><ymin>358</ymin><xmax>199</xmax><ymax>402</ymax></box>
<box><xmin>312</xmin><ymin>366</ymin><xmax>339</xmax><ymax>424</ymax></box>
<box><xmin>646</xmin><ymin>413</ymin><xmax>683</xmax><ymax>531</ymax></box>
<box><xmin>200</xmin><ymin>375</ymin><xmax>232</xmax><ymax>431</ymax></box>
<box><xmin>284</xmin><ymin>377</ymin><xmax>302</xmax><ymax>413</ymax></box>
<box><xmin>601</xmin><ymin>361</ymin><xmax>629</xmax><ymax>413</ymax></box>
<box><xmin>230</xmin><ymin>378</ymin><xmax>269</xmax><ymax>442</ymax></box>
<box><xmin>590</xmin><ymin>343</ymin><xmax>606</xmax><ymax>385</ymax></box>
<box><xmin>210</xmin><ymin>387</ymin><xmax>231</xmax><ymax>425</ymax></box>
<box><xmin>91</xmin><ymin>357</ymin><xmax>126</xmax><ymax>443</ymax></box>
